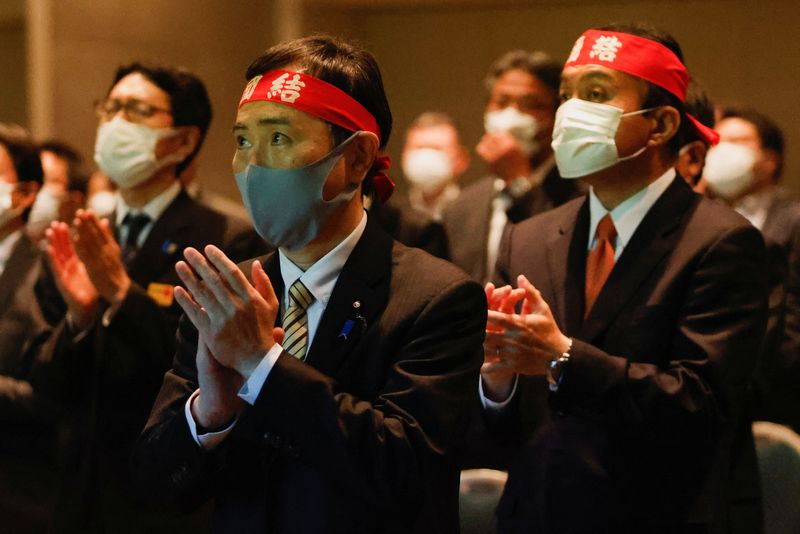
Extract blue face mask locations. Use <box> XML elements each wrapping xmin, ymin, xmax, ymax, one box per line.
<box><xmin>234</xmin><ymin>133</ymin><xmax>359</xmax><ymax>251</ymax></box>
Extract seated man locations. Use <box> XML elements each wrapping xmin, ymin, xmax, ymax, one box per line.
<box><xmin>481</xmin><ymin>24</ymin><xmax>767</xmax><ymax>534</ymax></box>
<box><xmin>134</xmin><ymin>36</ymin><xmax>485</xmax><ymax>534</ymax></box>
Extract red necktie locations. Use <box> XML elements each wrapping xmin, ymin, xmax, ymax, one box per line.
<box><xmin>584</xmin><ymin>214</ymin><xmax>617</xmax><ymax>318</ymax></box>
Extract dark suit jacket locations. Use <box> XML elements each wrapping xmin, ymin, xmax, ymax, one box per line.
<box><xmin>752</xmin><ymin>188</ymin><xmax>800</xmax><ymax>433</ymax></box>
<box><xmin>442</xmin><ymin>165</ymin><xmax>585</xmax><ymax>283</ymax></box>
<box><xmin>0</xmin><ymin>233</ymin><xmax>62</xmax><ymax>533</ymax></box>
<box><xmin>492</xmin><ymin>177</ymin><xmax>768</xmax><ymax>534</ymax></box>
<box><xmin>369</xmin><ymin>196</ymin><xmax>449</xmax><ymax>260</ymax></box>
<box><xmin>39</xmin><ymin>190</ymin><xmax>246</xmax><ymax>534</ymax></box>
<box><xmin>133</xmin><ymin>216</ymin><xmax>486</xmax><ymax>534</ymax></box>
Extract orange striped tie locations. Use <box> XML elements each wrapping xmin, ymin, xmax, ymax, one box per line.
<box><xmin>282</xmin><ymin>280</ymin><xmax>314</xmax><ymax>360</ymax></box>
<box><xmin>584</xmin><ymin>214</ymin><xmax>617</xmax><ymax>318</ymax></box>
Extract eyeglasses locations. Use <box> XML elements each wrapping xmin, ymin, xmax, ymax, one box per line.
<box><xmin>94</xmin><ymin>98</ymin><xmax>172</xmax><ymax>122</ymax></box>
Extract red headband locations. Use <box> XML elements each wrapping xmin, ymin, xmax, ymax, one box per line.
<box><xmin>565</xmin><ymin>30</ymin><xmax>719</xmax><ymax>146</ymax></box>
<box><xmin>239</xmin><ymin>69</ymin><xmax>395</xmax><ymax>202</ymax></box>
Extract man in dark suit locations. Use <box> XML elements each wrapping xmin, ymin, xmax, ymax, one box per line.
<box><xmin>704</xmin><ymin>107</ymin><xmax>800</xmax><ymax>433</ymax></box>
<box><xmin>0</xmin><ymin>124</ymin><xmax>62</xmax><ymax>534</ymax></box>
<box><xmin>42</xmin><ymin>63</ymin><xmax>248</xmax><ymax>533</ymax></box>
<box><xmin>133</xmin><ymin>36</ymin><xmax>485</xmax><ymax>534</ymax></box>
<box><xmin>480</xmin><ymin>25</ymin><xmax>768</xmax><ymax>533</ymax></box>
<box><xmin>442</xmin><ymin>50</ymin><xmax>585</xmax><ymax>283</ymax></box>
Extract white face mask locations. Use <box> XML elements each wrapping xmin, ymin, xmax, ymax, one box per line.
<box><xmin>484</xmin><ymin>107</ymin><xmax>540</xmax><ymax>157</ymax></box>
<box><xmin>86</xmin><ymin>190</ymin><xmax>118</xmax><ymax>218</ymax></box>
<box><xmin>551</xmin><ymin>99</ymin><xmax>653</xmax><ymax>178</ymax></box>
<box><xmin>0</xmin><ymin>181</ymin><xmax>24</xmax><ymax>229</ymax></box>
<box><xmin>402</xmin><ymin>148</ymin><xmax>454</xmax><ymax>192</ymax></box>
<box><xmin>702</xmin><ymin>142</ymin><xmax>757</xmax><ymax>200</ymax></box>
<box><xmin>27</xmin><ymin>184</ymin><xmax>63</xmax><ymax>232</ymax></box>
<box><xmin>94</xmin><ymin>116</ymin><xmax>186</xmax><ymax>189</ymax></box>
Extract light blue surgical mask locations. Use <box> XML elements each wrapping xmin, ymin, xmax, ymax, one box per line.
<box><xmin>234</xmin><ymin>133</ymin><xmax>359</xmax><ymax>251</ymax></box>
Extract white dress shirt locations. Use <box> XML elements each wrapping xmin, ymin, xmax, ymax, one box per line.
<box><xmin>480</xmin><ymin>168</ymin><xmax>677</xmax><ymax>410</ymax></box>
<box><xmin>734</xmin><ymin>188</ymin><xmax>774</xmax><ymax>231</ymax></box>
<box><xmin>186</xmin><ymin>211</ymin><xmax>368</xmax><ymax>449</ymax></box>
<box><xmin>408</xmin><ymin>182</ymin><xmax>461</xmax><ymax>221</ymax></box>
<box><xmin>485</xmin><ymin>157</ymin><xmax>556</xmax><ymax>280</ymax></box>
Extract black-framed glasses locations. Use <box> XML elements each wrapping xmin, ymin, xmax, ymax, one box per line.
<box><xmin>93</xmin><ymin>98</ymin><xmax>172</xmax><ymax>122</ymax></box>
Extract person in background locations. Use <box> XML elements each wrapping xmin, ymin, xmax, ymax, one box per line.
<box><xmin>401</xmin><ymin>111</ymin><xmax>469</xmax><ymax>220</ymax></box>
<box><xmin>703</xmin><ymin>106</ymin><xmax>800</xmax><ymax>434</ymax></box>
<box><xmin>84</xmin><ymin>169</ymin><xmax>117</xmax><ymax>218</ymax></box>
<box><xmin>0</xmin><ymin>123</ymin><xmax>59</xmax><ymax>534</ymax></box>
<box><xmin>28</xmin><ymin>140</ymin><xmax>87</xmax><ymax>240</ymax></box>
<box><xmin>443</xmin><ymin>49</ymin><xmax>585</xmax><ymax>283</ymax></box>
<box><xmin>482</xmin><ymin>24</ymin><xmax>766</xmax><ymax>533</ymax></box>
<box><xmin>134</xmin><ymin>35</ymin><xmax>485</xmax><ymax>534</ymax></box>
<box><xmin>41</xmin><ymin>62</ymin><xmax>245</xmax><ymax>534</ymax></box>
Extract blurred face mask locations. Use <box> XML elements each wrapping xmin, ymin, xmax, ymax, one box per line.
<box><xmin>402</xmin><ymin>148</ymin><xmax>453</xmax><ymax>192</ymax></box>
<box><xmin>27</xmin><ymin>184</ymin><xmax>63</xmax><ymax>232</ymax></box>
<box><xmin>94</xmin><ymin>116</ymin><xmax>185</xmax><ymax>189</ymax></box>
<box><xmin>235</xmin><ymin>133</ymin><xmax>359</xmax><ymax>251</ymax></box>
<box><xmin>86</xmin><ymin>190</ymin><xmax>118</xmax><ymax>218</ymax></box>
<box><xmin>484</xmin><ymin>107</ymin><xmax>540</xmax><ymax>157</ymax></box>
<box><xmin>702</xmin><ymin>142</ymin><xmax>757</xmax><ymax>200</ymax></box>
<box><xmin>0</xmin><ymin>181</ymin><xmax>24</xmax><ymax>229</ymax></box>
<box><xmin>551</xmin><ymin>99</ymin><xmax>653</xmax><ymax>178</ymax></box>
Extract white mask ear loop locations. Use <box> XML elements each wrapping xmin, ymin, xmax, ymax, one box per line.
<box><xmin>617</xmin><ymin>106</ymin><xmax>659</xmax><ymax>162</ymax></box>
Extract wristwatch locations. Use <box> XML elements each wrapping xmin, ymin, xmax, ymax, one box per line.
<box><xmin>547</xmin><ymin>338</ymin><xmax>573</xmax><ymax>392</ymax></box>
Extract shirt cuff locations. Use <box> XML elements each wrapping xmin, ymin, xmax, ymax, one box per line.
<box><xmin>184</xmin><ymin>389</ymin><xmax>237</xmax><ymax>450</ymax></box>
<box><xmin>237</xmin><ymin>343</ymin><xmax>284</xmax><ymax>405</ymax></box>
<box><xmin>479</xmin><ymin>374</ymin><xmax>519</xmax><ymax>412</ymax></box>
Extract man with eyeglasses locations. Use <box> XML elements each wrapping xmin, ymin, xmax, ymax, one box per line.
<box><xmin>41</xmin><ymin>63</ymin><xmax>247</xmax><ymax>533</ymax></box>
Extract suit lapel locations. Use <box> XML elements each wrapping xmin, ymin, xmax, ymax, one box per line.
<box><xmin>546</xmin><ymin>199</ymin><xmax>589</xmax><ymax>336</ymax></box>
<box><xmin>303</xmin><ymin>215</ymin><xmax>392</xmax><ymax>378</ymax></box>
<box><xmin>578</xmin><ymin>177</ymin><xmax>698</xmax><ymax>341</ymax></box>
<box><xmin>126</xmin><ymin>190</ymin><xmax>194</xmax><ymax>285</ymax></box>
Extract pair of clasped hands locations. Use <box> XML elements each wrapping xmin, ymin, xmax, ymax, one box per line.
<box><xmin>45</xmin><ymin>209</ymin><xmax>281</xmax><ymax>429</ymax></box>
<box><xmin>482</xmin><ymin>276</ymin><xmax>572</xmax><ymax>401</ymax></box>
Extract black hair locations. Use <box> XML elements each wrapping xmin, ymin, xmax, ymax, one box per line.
<box><xmin>40</xmin><ymin>139</ymin><xmax>84</xmax><ymax>187</ymax></box>
<box><xmin>246</xmin><ymin>35</ymin><xmax>393</xmax><ymax>197</ymax></box>
<box><xmin>109</xmin><ymin>62</ymin><xmax>213</xmax><ymax>176</ymax></box>
<box><xmin>484</xmin><ymin>50</ymin><xmax>562</xmax><ymax>111</ymax></box>
<box><xmin>719</xmin><ymin>105</ymin><xmax>785</xmax><ymax>178</ymax></box>
<box><xmin>0</xmin><ymin>123</ymin><xmax>44</xmax><ymax>222</ymax></box>
<box><xmin>597</xmin><ymin>23</ymin><xmax>692</xmax><ymax>156</ymax></box>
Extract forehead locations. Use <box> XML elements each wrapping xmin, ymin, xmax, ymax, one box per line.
<box><xmin>561</xmin><ymin>64</ymin><xmax>648</xmax><ymax>94</ymax></box>
<box><xmin>716</xmin><ymin>117</ymin><xmax>759</xmax><ymax>143</ymax></box>
<box><xmin>236</xmin><ymin>100</ymin><xmax>329</xmax><ymax>131</ymax></box>
<box><xmin>406</xmin><ymin>124</ymin><xmax>458</xmax><ymax>145</ymax></box>
<box><xmin>0</xmin><ymin>144</ymin><xmax>18</xmax><ymax>184</ymax></box>
<box><xmin>109</xmin><ymin>72</ymin><xmax>171</xmax><ymax>108</ymax></box>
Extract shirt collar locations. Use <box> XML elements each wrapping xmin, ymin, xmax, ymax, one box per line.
<box><xmin>588</xmin><ymin>167</ymin><xmax>676</xmax><ymax>251</ymax></box>
<box><xmin>115</xmin><ymin>181</ymin><xmax>182</xmax><ymax>226</ymax></box>
<box><xmin>278</xmin><ymin>210</ymin><xmax>368</xmax><ymax>307</ymax></box>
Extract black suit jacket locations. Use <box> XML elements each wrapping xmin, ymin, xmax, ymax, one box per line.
<box><xmin>752</xmin><ymin>189</ymin><xmax>800</xmax><ymax>432</ymax></box>
<box><xmin>39</xmin><ymin>190</ymin><xmax>245</xmax><ymax>534</ymax></box>
<box><xmin>369</xmin><ymin>196</ymin><xmax>449</xmax><ymax>260</ymax></box>
<box><xmin>442</xmin><ymin>165</ymin><xmax>585</xmax><ymax>283</ymax></box>
<box><xmin>0</xmin><ymin>233</ymin><xmax>62</xmax><ymax>533</ymax></box>
<box><xmin>492</xmin><ymin>177</ymin><xmax>768</xmax><ymax>534</ymax></box>
<box><xmin>133</xmin><ymin>216</ymin><xmax>486</xmax><ymax>534</ymax></box>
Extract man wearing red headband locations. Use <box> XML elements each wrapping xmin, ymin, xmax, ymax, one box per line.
<box><xmin>134</xmin><ymin>36</ymin><xmax>485</xmax><ymax>534</ymax></box>
<box><xmin>480</xmin><ymin>24</ymin><xmax>767</xmax><ymax>533</ymax></box>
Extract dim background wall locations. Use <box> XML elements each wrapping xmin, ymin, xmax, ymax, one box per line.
<box><xmin>8</xmin><ymin>0</ymin><xmax>800</xmax><ymax>202</ymax></box>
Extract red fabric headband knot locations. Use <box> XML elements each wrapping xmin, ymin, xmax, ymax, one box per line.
<box><xmin>565</xmin><ymin>30</ymin><xmax>719</xmax><ymax>146</ymax></box>
<box><xmin>239</xmin><ymin>69</ymin><xmax>395</xmax><ymax>202</ymax></box>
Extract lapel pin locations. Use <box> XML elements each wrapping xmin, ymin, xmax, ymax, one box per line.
<box><xmin>338</xmin><ymin>319</ymin><xmax>355</xmax><ymax>340</ymax></box>
<box><xmin>353</xmin><ymin>300</ymin><xmax>361</xmax><ymax>309</ymax></box>
<box><xmin>161</xmin><ymin>240</ymin><xmax>178</xmax><ymax>255</ymax></box>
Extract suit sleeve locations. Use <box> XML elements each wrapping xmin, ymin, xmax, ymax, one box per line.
<box><xmin>555</xmin><ymin>225</ymin><xmax>767</xmax><ymax>435</ymax></box>
<box><xmin>134</xmin><ymin>278</ymin><xmax>486</xmax><ymax>514</ymax></box>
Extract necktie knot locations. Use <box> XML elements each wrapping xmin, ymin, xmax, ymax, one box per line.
<box><xmin>595</xmin><ymin>214</ymin><xmax>617</xmax><ymax>242</ymax></box>
<box><xmin>122</xmin><ymin>212</ymin><xmax>151</xmax><ymax>247</ymax></box>
<box><xmin>288</xmin><ymin>280</ymin><xmax>314</xmax><ymax>310</ymax></box>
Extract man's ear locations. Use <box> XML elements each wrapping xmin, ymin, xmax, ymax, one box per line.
<box><xmin>760</xmin><ymin>148</ymin><xmax>781</xmax><ymax>181</ymax></box>
<box><xmin>346</xmin><ymin>131</ymin><xmax>379</xmax><ymax>186</ymax></box>
<box><xmin>15</xmin><ymin>181</ymin><xmax>39</xmax><ymax>211</ymax></box>
<box><xmin>176</xmin><ymin>126</ymin><xmax>201</xmax><ymax>157</ymax></box>
<box><xmin>648</xmin><ymin>106</ymin><xmax>681</xmax><ymax>148</ymax></box>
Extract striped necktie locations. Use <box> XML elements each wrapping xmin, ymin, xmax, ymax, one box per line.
<box><xmin>282</xmin><ymin>280</ymin><xmax>314</xmax><ymax>360</ymax></box>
